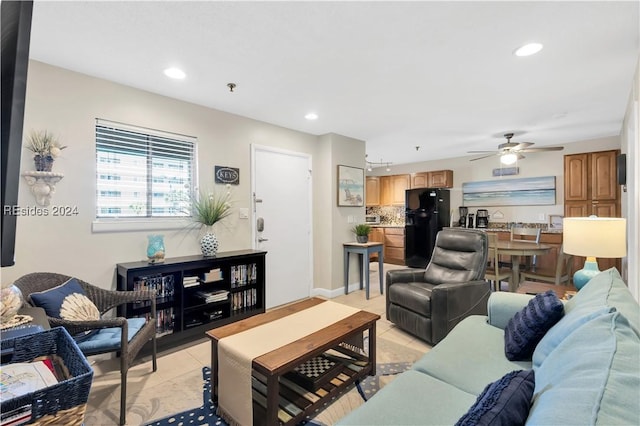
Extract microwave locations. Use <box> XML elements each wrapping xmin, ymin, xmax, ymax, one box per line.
<box><xmin>365</xmin><ymin>215</ymin><xmax>380</xmax><ymax>224</ymax></box>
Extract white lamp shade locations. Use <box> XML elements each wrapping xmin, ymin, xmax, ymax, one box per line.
<box><xmin>563</xmin><ymin>217</ymin><xmax>627</xmax><ymax>258</ymax></box>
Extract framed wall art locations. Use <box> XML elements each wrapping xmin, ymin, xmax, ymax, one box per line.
<box><xmin>337</xmin><ymin>165</ymin><xmax>364</xmax><ymax>207</ymax></box>
<box><xmin>462</xmin><ymin>176</ymin><xmax>556</xmax><ymax>207</ymax></box>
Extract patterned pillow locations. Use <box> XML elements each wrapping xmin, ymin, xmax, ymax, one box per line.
<box><xmin>456</xmin><ymin>370</ymin><xmax>535</xmax><ymax>426</ymax></box>
<box><xmin>504</xmin><ymin>290</ymin><xmax>564</xmax><ymax>361</ymax></box>
<box><xmin>30</xmin><ymin>278</ymin><xmax>100</xmax><ymax>321</ymax></box>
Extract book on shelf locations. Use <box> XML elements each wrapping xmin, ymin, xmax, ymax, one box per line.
<box><xmin>195</xmin><ymin>289</ymin><xmax>229</xmax><ymax>303</ymax></box>
<box><xmin>1</xmin><ymin>403</ymin><xmax>32</xmax><ymax>426</ymax></box>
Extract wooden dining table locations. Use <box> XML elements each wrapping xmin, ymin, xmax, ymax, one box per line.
<box><xmin>490</xmin><ymin>240</ymin><xmax>552</xmax><ymax>292</ymax></box>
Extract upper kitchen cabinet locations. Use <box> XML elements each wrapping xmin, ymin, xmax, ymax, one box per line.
<box><xmin>410</xmin><ymin>170</ymin><xmax>453</xmax><ymax>189</ymax></box>
<box><xmin>428</xmin><ymin>170</ymin><xmax>453</xmax><ymax>188</ymax></box>
<box><xmin>380</xmin><ymin>174</ymin><xmax>410</xmax><ymax>205</ymax></box>
<box><xmin>366</xmin><ymin>176</ymin><xmax>380</xmax><ymax>206</ymax></box>
<box><xmin>564</xmin><ymin>150</ymin><xmax>620</xmax><ymax>218</ymax></box>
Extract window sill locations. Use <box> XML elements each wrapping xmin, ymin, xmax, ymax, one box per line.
<box><xmin>92</xmin><ymin>218</ymin><xmax>192</xmax><ymax>233</ymax></box>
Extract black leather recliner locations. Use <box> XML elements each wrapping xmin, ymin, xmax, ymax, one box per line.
<box><xmin>386</xmin><ymin>228</ymin><xmax>490</xmax><ymax>345</ymax></box>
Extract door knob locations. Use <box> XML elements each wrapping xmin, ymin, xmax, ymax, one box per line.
<box><xmin>258</xmin><ymin>237</ymin><xmax>269</xmax><ymax>242</ymax></box>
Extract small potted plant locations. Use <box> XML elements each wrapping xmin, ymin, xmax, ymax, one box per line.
<box><xmin>25</xmin><ymin>130</ymin><xmax>66</xmax><ymax>171</ymax></box>
<box><xmin>352</xmin><ymin>223</ymin><xmax>372</xmax><ymax>243</ymax></box>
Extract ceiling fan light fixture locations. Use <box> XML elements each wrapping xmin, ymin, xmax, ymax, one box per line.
<box><xmin>500</xmin><ymin>153</ymin><xmax>518</xmax><ymax>165</ymax></box>
<box><xmin>514</xmin><ymin>42</ymin><xmax>543</xmax><ymax>57</ymax></box>
<box><xmin>305</xmin><ymin>112</ymin><xmax>318</xmax><ymax>120</ymax></box>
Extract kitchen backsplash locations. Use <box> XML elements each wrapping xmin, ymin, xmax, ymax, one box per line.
<box><xmin>367</xmin><ymin>206</ymin><xmax>405</xmax><ymax>226</ymax></box>
<box><xmin>367</xmin><ymin>206</ymin><xmax>554</xmax><ymax>231</ymax></box>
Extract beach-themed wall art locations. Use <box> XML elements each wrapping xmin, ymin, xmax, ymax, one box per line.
<box><xmin>337</xmin><ymin>165</ymin><xmax>364</xmax><ymax>207</ymax></box>
<box><xmin>462</xmin><ymin>176</ymin><xmax>556</xmax><ymax>206</ymax></box>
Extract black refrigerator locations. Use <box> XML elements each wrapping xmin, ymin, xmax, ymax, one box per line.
<box><xmin>404</xmin><ymin>188</ymin><xmax>450</xmax><ymax>268</ymax></box>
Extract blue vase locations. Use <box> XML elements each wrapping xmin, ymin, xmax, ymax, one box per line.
<box><xmin>147</xmin><ymin>234</ymin><xmax>165</xmax><ymax>263</ymax></box>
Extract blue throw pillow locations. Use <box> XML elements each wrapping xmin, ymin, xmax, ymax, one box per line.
<box><xmin>504</xmin><ymin>290</ymin><xmax>564</xmax><ymax>361</ymax></box>
<box><xmin>30</xmin><ymin>278</ymin><xmax>100</xmax><ymax>321</ymax></box>
<box><xmin>456</xmin><ymin>370</ymin><xmax>535</xmax><ymax>426</ymax></box>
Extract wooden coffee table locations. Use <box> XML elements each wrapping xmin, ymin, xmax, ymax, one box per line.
<box><xmin>206</xmin><ymin>297</ymin><xmax>380</xmax><ymax>425</ymax></box>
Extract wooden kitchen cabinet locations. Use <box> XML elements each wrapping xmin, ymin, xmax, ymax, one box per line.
<box><xmin>411</xmin><ymin>172</ymin><xmax>429</xmax><ymax>188</ymax></box>
<box><xmin>369</xmin><ymin>227</ymin><xmax>384</xmax><ymax>261</ymax></box>
<box><xmin>384</xmin><ymin>227</ymin><xmax>405</xmax><ymax>265</ymax></box>
<box><xmin>564</xmin><ymin>149</ymin><xmax>621</xmax><ymax>272</ymax></box>
<box><xmin>428</xmin><ymin>170</ymin><xmax>453</xmax><ymax>188</ymax></box>
<box><xmin>410</xmin><ymin>170</ymin><xmax>454</xmax><ymax>189</ymax></box>
<box><xmin>380</xmin><ymin>174</ymin><xmax>410</xmax><ymax>205</ymax></box>
<box><xmin>366</xmin><ymin>176</ymin><xmax>380</xmax><ymax>206</ymax></box>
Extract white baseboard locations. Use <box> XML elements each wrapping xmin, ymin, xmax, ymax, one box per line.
<box><xmin>311</xmin><ymin>282</ymin><xmax>362</xmax><ymax>299</ymax></box>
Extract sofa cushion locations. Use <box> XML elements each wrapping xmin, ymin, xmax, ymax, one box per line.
<box><xmin>533</xmin><ymin>268</ymin><xmax>640</xmax><ymax>369</ymax></box>
<box><xmin>413</xmin><ymin>315</ymin><xmax>531</xmax><ymax>396</ymax></box>
<box><xmin>336</xmin><ymin>370</ymin><xmax>477</xmax><ymax>426</ymax></box>
<box><xmin>455</xmin><ymin>369</ymin><xmax>534</xmax><ymax>426</ymax></box>
<box><xmin>565</xmin><ymin>268</ymin><xmax>640</xmax><ymax>334</ymax></box>
<box><xmin>30</xmin><ymin>278</ymin><xmax>100</xmax><ymax>321</ymax></box>
<box><xmin>388</xmin><ymin>282</ymin><xmax>434</xmax><ymax>316</ymax></box>
<box><xmin>529</xmin><ymin>311</ymin><xmax>640</xmax><ymax>425</ymax></box>
<box><xmin>504</xmin><ymin>291</ymin><xmax>564</xmax><ymax>361</ymax></box>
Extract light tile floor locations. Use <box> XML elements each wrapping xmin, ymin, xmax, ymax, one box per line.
<box><xmin>84</xmin><ymin>263</ymin><xmax>430</xmax><ymax>425</ymax></box>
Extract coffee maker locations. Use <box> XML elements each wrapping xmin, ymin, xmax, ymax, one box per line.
<box><xmin>458</xmin><ymin>207</ymin><xmax>468</xmax><ymax>227</ymax></box>
<box><xmin>476</xmin><ymin>209</ymin><xmax>489</xmax><ymax>228</ymax></box>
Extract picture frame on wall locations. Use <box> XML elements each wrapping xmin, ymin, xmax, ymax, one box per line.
<box><xmin>337</xmin><ymin>165</ymin><xmax>364</xmax><ymax>207</ymax></box>
<box><xmin>549</xmin><ymin>214</ymin><xmax>563</xmax><ymax>230</ymax></box>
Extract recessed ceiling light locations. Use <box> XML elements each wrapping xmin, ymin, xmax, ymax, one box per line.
<box><xmin>164</xmin><ymin>67</ymin><xmax>186</xmax><ymax>79</ymax></box>
<box><xmin>305</xmin><ymin>113</ymin><xmax>318</xmax><ymax>120</ymax></box>
<box><xmin>514</xmin><ymin>43</ymin><xmax>543</xmax><ymax>57</ymax></box>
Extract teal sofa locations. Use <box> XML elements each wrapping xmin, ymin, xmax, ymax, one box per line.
<box><xmin>338</xmin><ymin>268</ymin><xmax>640</xmax><ymax>425</ymax></box>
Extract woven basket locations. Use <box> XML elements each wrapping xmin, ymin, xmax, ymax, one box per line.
<box><xmin>1</xmin><ymin>327</ymin><xmax>93</xmax><ymax>424</ymax></box>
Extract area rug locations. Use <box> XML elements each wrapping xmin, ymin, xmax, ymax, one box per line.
<box><xmin>146</xmin><ymin>361</ymin><xmax>413</xmax><ymax>426</ymax></box>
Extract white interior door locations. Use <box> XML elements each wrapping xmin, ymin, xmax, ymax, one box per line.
<box><xmin>252</xmin><ymin>145</ymin><xmax>312</xmax><ymax>308</ymax></box>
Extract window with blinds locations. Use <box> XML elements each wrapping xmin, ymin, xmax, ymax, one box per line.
<box><xmin>95</xmin><ymin>120</ymin><xmax>196</xmax><ymax>219</ymax></box>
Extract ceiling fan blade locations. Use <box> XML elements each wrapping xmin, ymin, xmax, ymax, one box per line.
<box><xmin>470</xmin><ymin>154</ymin><xmax>497</xmax><ymax>161</ymax></box>
<box><xmin>467</xmin><ymin>150</ymin><xmax>498</xmax><ymax>154</ymax></box>
<box><xmin>518</xmin><ymin>147</ymin><xmax>564</xmax><ymax>153</ymax></box>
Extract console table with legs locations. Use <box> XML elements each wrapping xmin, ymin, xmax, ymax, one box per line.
<box><xmin>343</xmin><ymin>242</ymin><xmax>384</xmax><ymax>299</ymax></box>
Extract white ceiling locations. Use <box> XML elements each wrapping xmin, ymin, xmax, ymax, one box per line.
<box><xmin>29</xmin><ymin>1</ymin><xmax>639</xmax><ymax>166</ymax></box>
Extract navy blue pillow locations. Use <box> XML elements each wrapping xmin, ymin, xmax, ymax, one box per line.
<box><xmin>504</xmin><ymin>290</ymin><xmax>564</xmax><ymax>361</ymax></box>
<box><xmin>456</xmin><ymin>370</ymin><xmax>535</xmax><ymax>426</ymax></box>
<box><xmin>30</xmin><ymin>278</ymin><xmax>99</xmax><ymax>321</ymax></box>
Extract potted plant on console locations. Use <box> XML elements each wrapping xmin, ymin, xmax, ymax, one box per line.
<box><xmin>191</xmin><ymin>188</ymin><xmax>233</xmax><ymax>257</ymax></box>
<box><xmin>352</xmin><ymin>224</ymin><xmax>372</xmax><ymax>243</ymax></box>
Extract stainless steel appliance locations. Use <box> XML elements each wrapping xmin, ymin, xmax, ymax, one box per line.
<box><xmin>458</xmin><ymin>206</ymin><xmax>468</xmax><ymax>227</ymax></box>
<box><xmin>365</xmin><ymin>214</ymin><xmax>380</xmax><ymax>224</ymax></box>
<box><xmin>476</xmin><ymin>209</ymin><xmax>489</xmax><ymax>228</ymax></box>
<box><xmin>405</xmin><ymin>188</ymin><xmax>450</xmax><ymax>268</ymax></box>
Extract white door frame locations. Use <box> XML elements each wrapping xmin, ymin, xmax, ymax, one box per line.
<box><xmin>250</xmin><ymin>143</ymin><xmax>314</xmax><ymax>301</ymax></box>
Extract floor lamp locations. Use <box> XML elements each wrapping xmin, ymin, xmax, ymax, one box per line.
<box><xmin>563</xmin><ymin>217</ymin><xmax>627</xmax><ymax>290</ymax></box>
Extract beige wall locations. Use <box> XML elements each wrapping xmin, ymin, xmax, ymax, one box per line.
<box><xmin>368</xmin><ymin>136</ymin><xmax>620</xmax><ymax>225</ymax></box>
<box><xmin>620</xmin><ymin>56</ymin><xmax>640</xmax><ymax>300</ymax></box>
<box><xmin>2</xmin><ymin>61</ymin><xmax>366</xmax><ymax>296</ymax></box>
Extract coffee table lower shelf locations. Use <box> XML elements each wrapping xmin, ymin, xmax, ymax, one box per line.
<box><xmin>251</xmin><ymin>348</ymin><xmax>372</xmax><ymax>425</ymax></box>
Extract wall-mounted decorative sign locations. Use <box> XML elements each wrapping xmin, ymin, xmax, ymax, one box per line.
<box><xmin>492</xmin><ymin>167</ymin><xmax>519</xmax><ymax>177</ymax></box>
<box><xmin>462</xmin><ymin>176</ymin><xmax>556</xmax><ymax>206</ymax></box>
<box><xmin>337</xmin><ymin>165</ymin><xmax>364</xmax><ymax>207</ymax></box>
<box><xmin>214</xmin><ymin>166</ymin><xmax>239</xmax><ymax>185</ymax></box>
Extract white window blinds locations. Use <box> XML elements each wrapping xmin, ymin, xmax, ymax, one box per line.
<box><xmin>95</xmin><ymin>120</ymin><xmax>196</xmax><ymax>219</ymax></box>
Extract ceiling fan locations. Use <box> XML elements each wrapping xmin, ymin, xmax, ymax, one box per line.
<box><xmin>468</xmin><ymin>133</ymin><xmax>564</xmax><ymax>164</ymax></box>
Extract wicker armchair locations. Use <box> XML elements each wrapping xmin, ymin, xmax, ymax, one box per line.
<box><xmin>14</xmin><ymin>272</ymin><xmax>157</xmax><ymax>426</ymax></box>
